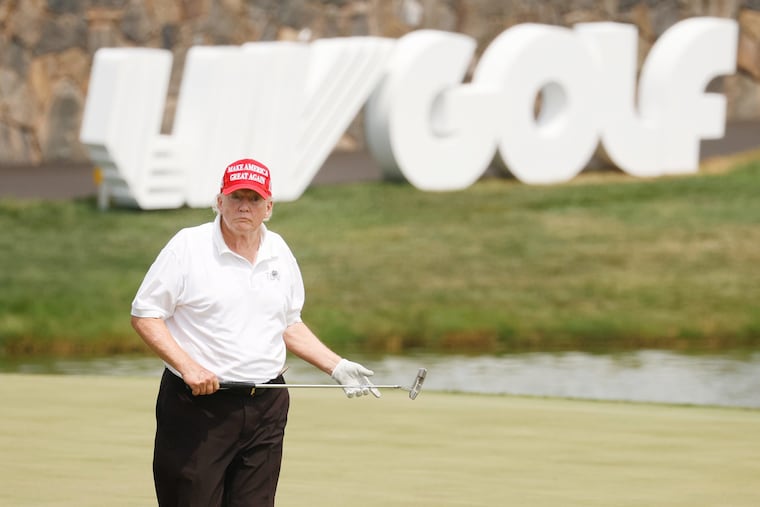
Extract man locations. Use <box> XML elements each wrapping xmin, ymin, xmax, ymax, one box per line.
<box><xmin>131</xmin><ymin>157</ymin><xmax>378</xmax><ymax>507</ymax></box>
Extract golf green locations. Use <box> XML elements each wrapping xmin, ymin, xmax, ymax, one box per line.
<box><xmin>1</xmin><ymin>373</ymin><xmax>758</xmax><ymax>506</ymax></box>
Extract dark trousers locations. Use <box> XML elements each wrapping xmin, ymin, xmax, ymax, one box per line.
<box><xmin>153</xmin><ymin>369</ymin><xmax>290</xmax><ymax>507</ymax></box>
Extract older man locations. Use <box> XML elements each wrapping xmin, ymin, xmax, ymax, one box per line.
<box><xmin>131</xmin><ymin>157</ymin><xmax>377</xmax><ymax>507</ymax></box>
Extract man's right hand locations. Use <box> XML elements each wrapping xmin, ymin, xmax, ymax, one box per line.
<box><xmin>131</xmin><ymin>316</ymin><xmax>220</xmax><ymax>396</ymax></box>
<box><xmin>182</xmin><ymin>366</ymin><xmax>220</xmax><ymax>396</ymax></box>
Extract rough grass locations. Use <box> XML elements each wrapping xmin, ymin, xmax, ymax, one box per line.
<box><xmin>1</xmin><ymin>159</ymin><xmax>760</xmax><ymax>354</ymax></box>
<box><xmin>0</xmin><ymin>373</ymin><xmax>758</xmax><ymax>507</ymax></box>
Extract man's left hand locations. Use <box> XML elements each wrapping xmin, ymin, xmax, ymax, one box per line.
<box><xmin>331</xmin><ymin>359</ymin><xmax>382</xmax><ymax>398</ymax></box>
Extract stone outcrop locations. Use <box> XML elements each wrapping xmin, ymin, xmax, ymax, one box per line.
<box><xmin>1</xmin><ymin>0</ymin><xmax>759</xmax><ymax>165</ymax></box>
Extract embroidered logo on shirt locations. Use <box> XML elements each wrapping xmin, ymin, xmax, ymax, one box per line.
<box><xmin>267</xmin><ymin>269</ymin><xmax>280</xmax><ymax>281</ymax></box>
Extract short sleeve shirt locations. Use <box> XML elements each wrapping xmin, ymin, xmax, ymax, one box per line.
<box><xmin>131</xmin><ymin>215</ymin><xmax>305</xmax><ymax>383</ymax></box>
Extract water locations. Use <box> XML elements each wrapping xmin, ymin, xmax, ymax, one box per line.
<box><xmin>2</xmin><ymin>350</ymin><xmax>759</xmax><ymax>409</ymax></box>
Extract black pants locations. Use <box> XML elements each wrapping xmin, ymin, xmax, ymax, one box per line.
<box><xmin>153</xmin><ymin>369</ymin><xmax>290</xmax><ymax>507</ymax></box>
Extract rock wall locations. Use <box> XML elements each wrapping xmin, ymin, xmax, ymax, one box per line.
<box><xmin>1</xmin><ymin>0</ymin><xmax>759</xmax><ymax>165</ymax></box>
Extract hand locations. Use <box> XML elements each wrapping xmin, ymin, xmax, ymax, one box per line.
<box><xmin>182</xmin><ymin>365</ymin><xmax>220</xmax><ymax>396</ymax></box>
<box><xmin>331</xmin><ymin>358</ymin><xmax>381</xmax><ymax>398</ymax></box>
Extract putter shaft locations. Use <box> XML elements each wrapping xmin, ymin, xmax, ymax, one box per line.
<box><xmin>218</xmin><ymin>367</ymin><xmax>427</xmax><ymax>399</ymax></box>
<box><xmin>219</xmin><ymin>382</ymin><xmax>405</xmax><ymax>390</ymax></box>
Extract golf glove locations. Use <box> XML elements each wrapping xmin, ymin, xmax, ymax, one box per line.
<box><xmin>331</xmin><ymin>358</ymin><xmax>381</xmax><ymax>398</ymax></box>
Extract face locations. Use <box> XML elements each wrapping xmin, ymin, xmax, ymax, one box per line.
<box><xmin>217</xmin><ymin>189</ymin><xmax>273</xmax><ymax>235</ymax></box>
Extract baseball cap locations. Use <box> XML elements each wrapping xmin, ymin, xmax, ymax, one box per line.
<box><xmin>220</xmin><ymin>158</ymin><xmax>272</xmax><ymax>199</ymax></box>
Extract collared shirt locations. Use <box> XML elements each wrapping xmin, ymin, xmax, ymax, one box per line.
<box><xmin>131</xmin><ymin>214</ymin><xmax>305</xmax><ymax>383</ymax></box>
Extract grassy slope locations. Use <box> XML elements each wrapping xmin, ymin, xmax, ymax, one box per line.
<box><xmin>1</xmin><ymin>159</ymin><xmax>760</xmax><ymax>354</ymax></box>
<box><xmin>0</xmin><ymin>374</ymin><xmax>758</xmax><ymax>507</ymax></box>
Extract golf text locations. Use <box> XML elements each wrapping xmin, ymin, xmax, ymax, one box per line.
<box><xmin>80</xmin><ymin>17</ymin><xmax>737</xmax><ymax>209</ymax></box>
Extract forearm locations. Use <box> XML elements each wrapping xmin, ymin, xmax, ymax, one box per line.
<box><xmin>283</xmin><ymin>322</ymin><xmax>342</xmax><ymax>375</ymax></box>
<box><xmin>131</xmin><ymin>316</ymin><xmax>191</xmax><ymax>372</ymax></box>
<box><xmin>131</xmin><ymin>316</ymin><xmax>219</xmax><ymax>395</ymax></box>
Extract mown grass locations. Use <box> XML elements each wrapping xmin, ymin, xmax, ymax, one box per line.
<box><xmin>0</xmin><ymin>374</ymin><xmax>758</xmax><ymax>507</ymax></box>
<box><xmin>1</xmin><ymin>158</ymin><xmax>760</xmax><ymax>355</ymax></box>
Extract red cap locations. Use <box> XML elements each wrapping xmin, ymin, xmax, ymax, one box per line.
<box><xmin>221</xmin><ymin>158</ymin><xmax>272</xmax><ymax>198</ymax></box>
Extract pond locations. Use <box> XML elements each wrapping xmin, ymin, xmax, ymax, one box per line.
<box><xmin>2</xmin><ymin>349</ymin><xmax>759</xmax><ymax>408</ymax></box>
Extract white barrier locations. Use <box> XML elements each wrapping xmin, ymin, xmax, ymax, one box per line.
<box><xmin>79</xmin><ymin>18</ymin><xmax>738</xmax><ymax>209</ymax></box>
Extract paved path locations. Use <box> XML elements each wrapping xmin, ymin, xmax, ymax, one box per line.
<box><xmin>1</xmin><ymin>121</ymin><xmax>758</xmax><ymax>200</ymax></box>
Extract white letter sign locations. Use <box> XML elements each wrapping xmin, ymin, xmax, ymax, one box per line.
<box><xmin>365</xmin><ymin>30</ymin><xmax>498</xmax><ymax>190</ymax></box>
<box><xmin>576</xmin><ymin>18</ymin><xmax>738</xmax><ymax>177</ymax></box>
<box><xmin>474</xmin><ymin>23</ymin><xmax>600</xmax><ymax>184</ymax></box>
<box><xmin>79</xmin><ymin>18</ymin><xmax>738</xmax><ymax>209</ymax></box>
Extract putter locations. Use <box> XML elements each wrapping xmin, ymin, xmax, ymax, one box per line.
<box><xmin>219</xmin><ymin>367</ymin><xmax>427</xmax><ymax>400</ymax></box>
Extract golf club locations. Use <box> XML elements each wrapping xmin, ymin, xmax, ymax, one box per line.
<box><xmin>218</xmin><ymin>367</ymin><xmax>427</xmax><ymax>400</ymax></box>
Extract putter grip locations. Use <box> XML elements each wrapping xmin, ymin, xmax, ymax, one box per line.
<box><xmin>219</xmin><ymin>381</ymin><xmax>257</xmax><ymax>389</ymax></box>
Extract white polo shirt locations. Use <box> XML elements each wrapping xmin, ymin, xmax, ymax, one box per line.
<box><xmin>131</xmin><ymin>214</ymin><xmax>305</xmax><ymax>383</ymax></box>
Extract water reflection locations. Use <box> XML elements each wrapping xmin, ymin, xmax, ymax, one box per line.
<box><xmin>2</xmin><ymin>350</ymin><xmax>759</xmax><ymax>408</ymax></box>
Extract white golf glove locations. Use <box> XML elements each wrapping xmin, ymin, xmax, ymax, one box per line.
<box><xmin>331</xmin><ymin>358</ymin><xmax>381</xmax><ymax>398</ymax></box>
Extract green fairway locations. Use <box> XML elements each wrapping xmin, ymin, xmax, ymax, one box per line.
<box><xmin>1</xmin><ymin>374</ymin><xmax>758</xmax><ymax>506</ymax></box>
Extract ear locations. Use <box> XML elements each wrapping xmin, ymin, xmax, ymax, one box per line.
<box><xmin>260</xmin><ymin>199</ymin><xmax>271</xmax><ymax>219</ymax></box>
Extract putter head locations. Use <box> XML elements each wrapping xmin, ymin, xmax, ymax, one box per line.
<box><xmin>408</xmin><ymin>368</ymin><xmax>427</xmax><ymax>400</ymax></box>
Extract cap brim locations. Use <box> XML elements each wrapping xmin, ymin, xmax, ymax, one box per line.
<box><xmin>222</xmin><ymin>182</ymin><xmax>271</xmax><ymax>198</ymax></box>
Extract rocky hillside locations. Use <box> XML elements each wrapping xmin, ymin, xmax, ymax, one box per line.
<box><xmin>1</xmin><ymin>0</ymin><xmax>760</xmax><ymax>165</ymax></box>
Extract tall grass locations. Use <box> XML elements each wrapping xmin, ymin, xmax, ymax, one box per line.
<box><xmin>1</xmin><ymin>159</ymin><xmax>759</xmax><ymax>355</ymax></box>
